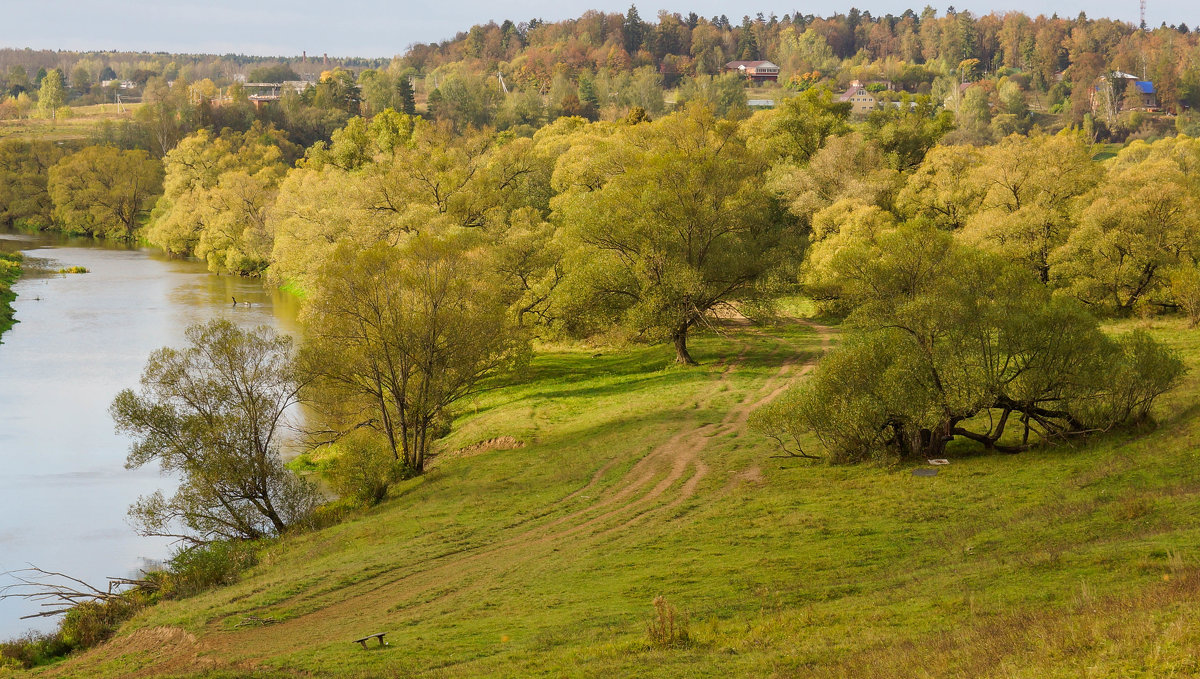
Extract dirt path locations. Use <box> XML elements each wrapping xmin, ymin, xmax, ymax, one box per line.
<box><xmin>74</xmin><ymin>320</ymin><xmax>836</xmax><ymax>677</ymax></box>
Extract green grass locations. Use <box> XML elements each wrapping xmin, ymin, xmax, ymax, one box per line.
<box><xmin>0</xmin><ymin>252</ymin><xmax>22</xmax><ymax>342</ymax></box>
<box><xmin>0</xmin><ymin>104</ymin><xmax>139</xmax><ymax>143</ymax></box>
<box><xmin>26</xmin><ymin>318</ymin><xmax>1200</xmax><ymax>678</ymax></box>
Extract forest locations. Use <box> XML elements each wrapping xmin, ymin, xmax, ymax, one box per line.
<box><xmin>3</xmin><ymin>5</ymin><xmax>1200</xmax><ymax>676</ymax></box>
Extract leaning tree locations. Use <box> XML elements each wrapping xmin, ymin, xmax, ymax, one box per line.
<box><xmin>752</xmin><ymin>225</ymin><xmax>1184</xmax><ymax>462</ymax></box>
<box><xmin>111</xmin><ymin>319</ymin><xmax>319</xmax><ymax>545</ymax></box>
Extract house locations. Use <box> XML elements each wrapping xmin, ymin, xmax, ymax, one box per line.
<box><xmin>1091</xmin><ymin>72</ymin><xmax>1158</xmax><ymax>115</ymax></box>
<box><xmin>723</xmin><ymin>60</ymin><xmax>780</xmax><ymax>83</ymax></box>
<box><xmin>838</xmin><ymin>80</ymin><xmax>879</xmax><ymax>115</ymax></box>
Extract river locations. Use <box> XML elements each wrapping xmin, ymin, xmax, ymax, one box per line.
<box><xmin>0</xmin><ymin>231</ymin><xmax>301</xmax><ymax>638</ymax></box>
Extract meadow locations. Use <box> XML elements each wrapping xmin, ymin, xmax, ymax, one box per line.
<box><xmin>0</xmin><ymin>104</ymin><xmax>137</xmax><ymax>143</ymax></box>
<box><xmin>20</xmin><ymin>314</ymin><xmax>1200</xmax><ymax>678</ymax></box>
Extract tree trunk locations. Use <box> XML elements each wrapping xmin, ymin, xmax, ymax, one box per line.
<box><xmin>672</xmin><ymin>325</ymin><xmax>697</xmax><ymax>366</ymax></box>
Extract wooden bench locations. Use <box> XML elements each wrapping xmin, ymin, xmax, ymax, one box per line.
<box><xmin>353</xmin><ymin>632</ymin><xmax>387</xmax><ymax>649</ymax></box>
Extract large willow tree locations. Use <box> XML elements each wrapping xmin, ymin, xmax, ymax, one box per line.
<box><xmin>299</xmin><ymin>233</ymin><xmax>525</xmax><ymax>473</ymax></box>
<box><xmin>551</xmin><ymin>104</ymin><xmax>795</xmax><ymax>365</ymax></box>
<box><xmin>753</xmin><ymin>226</ymin><xmax>1184</xmax><ymax>462</ymax></box>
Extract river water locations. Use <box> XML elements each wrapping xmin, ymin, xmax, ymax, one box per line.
<box><xmin>0</xmin><ymin>231</ymin><xmax>301</xmax><ymax>638</ymax></box>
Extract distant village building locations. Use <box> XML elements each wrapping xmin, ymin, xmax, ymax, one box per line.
<box><xmin>723</xmin><ymin>60</ymin><xmax>780</xmax><ymax>83</ymax></box>
<box><xmin>1091</xmin><ymin>71</ymin><xmax>1158</xmax><ymax>118</ymax></box>
<box><xmin>243</xmin><ymin>81</ymin><xmax>309</xmax><ymax>109</ymax></box>
<box><xmin>838</xmin><ymin>80</ymin><xmax>879</xmax><ymax>115</ymax></box>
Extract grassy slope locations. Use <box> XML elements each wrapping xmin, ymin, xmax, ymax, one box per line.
<box><xmin>28</xmin><ymin>318</ymin><xmax>1200</xmax><ymax>678</ymax></box>
<box><xmin>0</xmin><ymin>104</ymin><xmax>139</xmax><ymax>143</ymax></box>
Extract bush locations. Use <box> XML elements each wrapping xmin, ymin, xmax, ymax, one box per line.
<box><xmin>0</xmin><ymin>630</ymin><xmax>72</xmax><ymax>669</ymax></box>
<box><xmin>59</xmin><ymin>597</ymin><xmax>142</xmax><ymax>648</ymax></box>
<box><xmin>327</xmin><ymin>430</ymin><xmax>413</xmax><ymax>506</ymax></box>
<box><xmin>160</xmin><ymin>540</ymin><xmax>259</xmax><ymax>599</ymax></box>
<box><xmin>646</xmin><ymin>596</ymin><xmax>690</xmax><ymax>649</ymax></box>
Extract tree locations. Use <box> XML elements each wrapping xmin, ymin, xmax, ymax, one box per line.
<box><xmin>0</xmin><ymin>139</ymin><xmax>67</xmax><ymax>229</ymax></box>
<box><xmin>1052</xmin><ymin>156</ymin><xmax>1200</xmax><ymax>313</ymax></box>
<box><xmin>894</xmin><ymin>144</ymin><xmax>985</xmax><ymax>230</ymax></box>
<box><xmin>863</xmin><ymin>96</ymin><xmax>956</xmax><ymax>171</ymax></box>
<box><xmin>146</xmin><ymin>126</ymin><xmax>288</xmax><ymax>273</ymax></box>
<box><xmin>136</xmin><ymin>77</ymin><xmax>193</xmax><ymax>157</ymax></box>
<box><xmin>299</xmin><ymin>235</ymin><xmax>525</xmax><ymax>473</ymax></box>
<box><xmin>674</xmin><ymin>74</ymin><xmax>750</xmax><ymax>120</ymax></box>
<box><xmin>959</xmin><ymin>132</ymin><xmax>1100</xmax><ymax>282</ymax></box>
<box><xmin>36</xmin><ymin>69</ymin><xmax>66</xmax><ymax>123</ymax></box>
<box><xmin>752</xmin><ymin>226</ymin><xmax>1184</xmax><ymax>462</ymax></box>
<box><xmin>747</xmin><ymin>86</ymin><xmax>850</xmax><ymax>165</ymax></box>
<box><xmin>769</xmin><ymin>132</ymin><xmax>900</xmax><ymax>225</ymax></box>
<box><xmin>48</xmin><ymin>146</ymin><xmax>164</xmax><ymax>239</ymax></box>
<box><xmin>110</xmin><ymin>320</ymin><xmax>320</xmax><ymax>545</ymax></box>
<box><xmin>395</xmin><ymin>71</ymin><xmax>417</xmax><ymax>115</ymax></box>
<box><xmin>552</xmin><ymin>105</ymin><xmax>793</xmax><ymax>364</ymax></box>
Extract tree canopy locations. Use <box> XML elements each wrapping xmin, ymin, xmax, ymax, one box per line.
<box><xmin>110</xmin><ymin>320</ymin><xmax>319</xmax><ymax>545</ymax></box>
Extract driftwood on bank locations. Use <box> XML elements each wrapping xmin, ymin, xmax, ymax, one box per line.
<box><xmin>0</xmin><ymin>566</ymin><xmax>155</xmax><ymax>619</ymax></box>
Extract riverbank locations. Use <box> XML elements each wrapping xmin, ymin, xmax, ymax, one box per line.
<box><xmin>0</xmin><ymin>251</ymin><xmax>21</xmax><ymax>341</ymax></box>
<box><xmin>27</xmin><ymin>316</ymin><xmax>1200</xmax><ymax>678</ymax></box>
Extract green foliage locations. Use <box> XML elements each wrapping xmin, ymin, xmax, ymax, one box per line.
<box><xmin>769</xmin><ymin>131</ymin><xmax>900</xmax><ymax>225</ymax></box>
<box><xmin>755</xmin><ymin>225</ymin><xmax>1185</xmax><ymax>462</ymax></box>
<box><xmin>300</xmin><ymin>234</ymin><xmax>526</xmax><ymax>472</ymax></box>
<box><xmin>0</xmin><ymin>630</ymin><xmax>71</xmax><ymax>669</ymax></box>
<box><xmin>247</xmin><ymin>63</ymin><xmax>299</xmax><ymax>84</ymax></box>
<box><xmin>1052</xmin><ymin>137</ymin><xmax>1200</xmax><ymax>313</ymax></box>
<box><xmin>1170</xmin><ymin>262</ymin><xmax>1200</xmax><ymax>326</ymax></box>
<box><xmin>326</xmin><ymin>429</ymin><xmax>414</xmax><ymax>506</ymax></box>
<box><xmin>159</xmin><ymin>540</ymin><xmax>260</xmax><ymax>599</ymax></box>
<box><xmin>48</xmin><ymin>145</ymin><xmax>163</xmax><ymax>239</ymax></box>
<box><xmin>863</xmin><ymin>96</ymin><xmax>955</xmax><ymax>171</ymax></box>
<box><xmin>146</xmin><ymin>124</ymin><xmax>291</xmax><ymax>274</ymax></box>
<box><xmin>959</xmin><ymin>131</ymin><xmax>1100</xmax><ymax>283</ymax></box>
<box><xmin>35</xmin><ymin>69</ymin><xmax>66</xmax><ymax>122</ymax></box>
<box><xmin>674</xmin><ymin>73</ymin><xmax>749</xmax><ymax>120</ymax></box>
<box><xmin>111</xmin><ymin>319</ymin><xmax>320</xmax><ymax>544</ymax></box>
<box><xmin>552</xmin><ymin>104</ymin><xmax>794</xmax><ymax>364</ymax></box>
<box><xmin>751</xmin><ymin>86</ymin><xmax>850</xmax><ymax>164</ymax></box>
<box><xmin>0</xmin><ymin>251</ymin><xmax>21</xmax><ymax>340</ymax></box>
<box><xmin>59</xmin><ymin>597</ymin><xmax>141</xmax><ymax>648</ymax></box>
<box><xmin>0</xmin><ymin>139</ymin><xmax>67</xmax><ymax>230</ymax></box>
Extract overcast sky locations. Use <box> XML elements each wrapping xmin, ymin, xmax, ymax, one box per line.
<box><xmin>1</xmin><ymin>0</ymin><xmax>1197</xmax><ymax>58</ymax></box>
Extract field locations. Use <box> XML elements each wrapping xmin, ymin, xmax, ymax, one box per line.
<box><xmin>19</xmin><ymin>315</ymin><xmax>1200</xmax><ymax>678</ymax></box>
<box><xmin>0</xmin><ymin>104</ymin><xmax>138</xmax><ymax>143</ymax></box>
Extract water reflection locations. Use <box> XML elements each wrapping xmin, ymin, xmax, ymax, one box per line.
<box><xmin>0</xmin><ymin>230</ymin><xmax>300</xmax><ymax>637</ymax></box>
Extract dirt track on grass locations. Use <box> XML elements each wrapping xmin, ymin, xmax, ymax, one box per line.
<box><xmin>58</xmin><ymin>321</ymin><xmax>835</xmax><ymax>678</ymax></box>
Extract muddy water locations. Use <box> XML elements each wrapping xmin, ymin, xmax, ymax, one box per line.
<box><xmin>0</xmin><ymin>231</ymin><xmax>300</xmax><ymax>637</ymax></box>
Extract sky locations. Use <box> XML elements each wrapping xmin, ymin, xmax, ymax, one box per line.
<box><xmin>0</xmin><ymin>0</ymin><xmax>1197</xmax><ymax>58</ymax></box>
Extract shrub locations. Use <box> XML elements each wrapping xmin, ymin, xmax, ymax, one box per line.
<box><xmin>646</xmin><ymin>595</ymin><xmax>690</xmax><ymax>649</ymax></box>
<box><xmin>0</xmin><ymin>630</ymin><xmax>71</xmax><ymax>669</ymax></box>
<box><xmin>327</xmin><ymin>429</ymin><xmax>414</xmax><ymax>506</ymax></box>
<box><xmin>160</xmin><ymin>540</ymin><xmax>259</xmax><ymax>599</ymax></box>
<box><xmin>59</xmin><ymin>597</ymin><xmax>142</xmax><ymax>648</ymax></box>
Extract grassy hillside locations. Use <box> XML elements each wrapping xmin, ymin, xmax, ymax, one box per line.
<box><xmin>0</xmin><ymin>104</ymin><xmax>138</xmax><ymax>143</ymax></box>
<box><xmin>24</xmin><ymin>317</ymin><xmax>1200</xmax><ymax>678</ymax></box>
